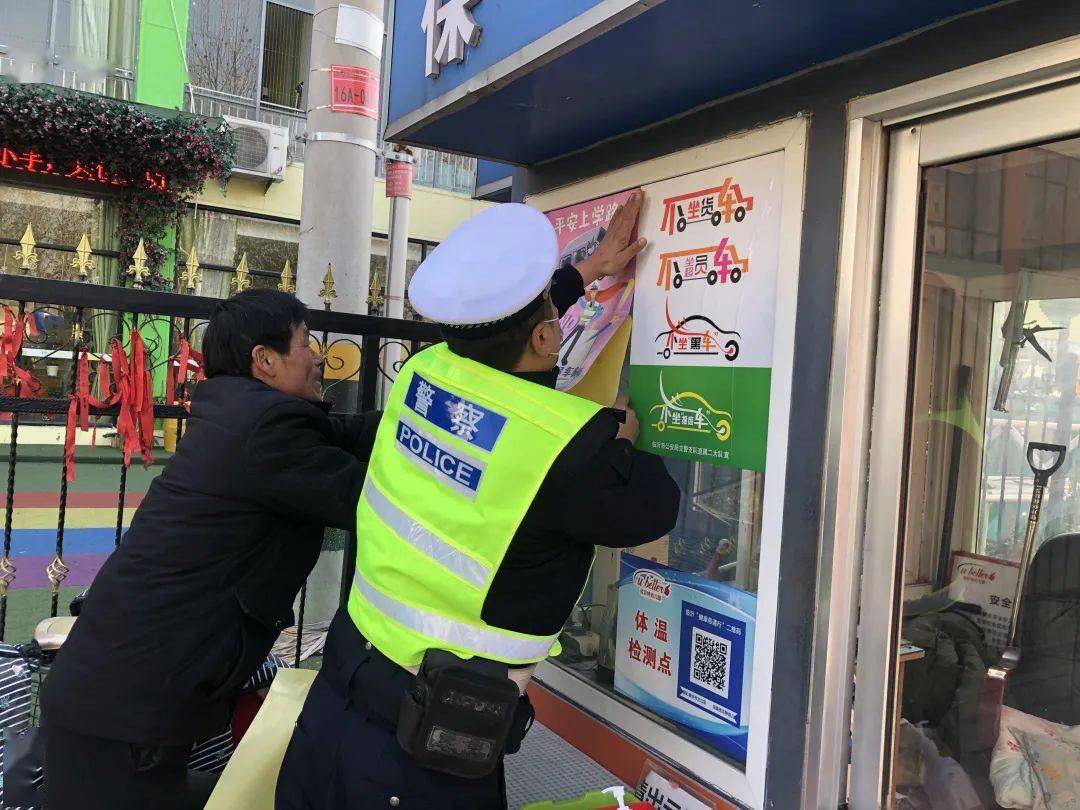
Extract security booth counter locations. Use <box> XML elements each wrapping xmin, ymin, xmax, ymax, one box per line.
<box><xmin>384</xmin><ymin>1</ymin><xmax>1080</xmax><ymax>807</ymax></box>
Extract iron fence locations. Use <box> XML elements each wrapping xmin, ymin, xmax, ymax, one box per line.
<box><xmin>0</xmin><ymin>270</ymin><xmax>440</xmax><ymax>666</ymax></box>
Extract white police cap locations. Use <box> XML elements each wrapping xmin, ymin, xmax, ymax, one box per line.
<box><xmin>408</xmin><ymin>203</ymin><xmax>557</xmax><ymax>330</ymax></box>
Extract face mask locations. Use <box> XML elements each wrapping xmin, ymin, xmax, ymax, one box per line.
<box><xmin>539</xmin><ymin>316</ymin><xmax>562</xmax><ymax>357</ymax></box>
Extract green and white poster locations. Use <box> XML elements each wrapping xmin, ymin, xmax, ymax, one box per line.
<box><xmin>629</xmin><ymin>152</ymin><xmax>785</xmax><ymax>471</ymax></box>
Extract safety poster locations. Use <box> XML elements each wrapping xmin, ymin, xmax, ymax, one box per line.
<box><xmin>629</xmin><ymin>152</ymin><xmax>785</xmax><ymax>471</ymax></box>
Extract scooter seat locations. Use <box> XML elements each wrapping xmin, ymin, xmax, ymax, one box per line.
<box><xmin>34</xmin><ymin>616</ymin><xmax>77</xmax><ymax>651</ymax></box>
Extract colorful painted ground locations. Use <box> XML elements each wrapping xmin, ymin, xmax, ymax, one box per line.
<box><xmin>0</xmin><ymin>446</ymin><xmax>166</xmax><ymax>643</ymax></box>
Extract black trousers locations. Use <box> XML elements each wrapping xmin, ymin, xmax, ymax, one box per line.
<box><xmin>43</xmin><ymin>725</ymin><xmax>217</xmax><ymax>810</ymax></box>
<box><xmin>276</xmin><ymin>613</ymin><xmax>516</xmax><ymax>810</ymax></box>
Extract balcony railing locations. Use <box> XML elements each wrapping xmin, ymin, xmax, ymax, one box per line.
<box><xmin>185</xmin><ymin>84</ymin><xmax>307</xmax><ymax>163</ymax></box>
<box><xmin>184</xmin><ymin>84</ymin><xmax>477</xmax><ymax>194</ymax></box>
<box><xmin>0</xmin><ymin>55</ymin><xmax>135</xmax><ymax>101</ymax></box>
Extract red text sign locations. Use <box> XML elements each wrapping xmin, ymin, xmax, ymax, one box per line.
<box><xmin>385</xmin><ymin>159</ymin><xmax>414</xmax><ymax>198</ymax></box>
<box><xmin>330</xmin><ymin>65</ymin><xmax>379</xmax><ymax>118</ymax></box>
<box><xmin>0</xmin><ymin>146</ymin><xmax>168</xmax><ymax>191</ymax></box>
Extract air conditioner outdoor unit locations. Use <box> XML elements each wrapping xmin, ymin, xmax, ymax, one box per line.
<box><xmin>223</xmin><ymin>116</ymin><xmax>289</xmax><ymax>181</ymax></box>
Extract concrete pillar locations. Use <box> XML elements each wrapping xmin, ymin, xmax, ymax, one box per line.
<box><xmin>296</xmin><ymin>0</ymin><xmax>383</xmax><ymax>316</ymax></box>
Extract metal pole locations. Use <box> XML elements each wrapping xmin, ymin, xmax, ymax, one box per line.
<box><xmin>296</xmin><ymin>0</ymin><xmax>382</xmax><ymax>317</ymax></box>
<box><xmin>381</xmin><ymin>147</ymin><xmax>414</xmax><ymax>403</ymax></box>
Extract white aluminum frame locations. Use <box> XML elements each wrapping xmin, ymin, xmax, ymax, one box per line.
<box><xmin>818</xmin><ymin>34</ymin><xmax>1080</xmax><ymax>810</ymax></box>
<box><xmin>526</xmin><ymin>117</ymin><xmax>809</xmax><ymax>810</ymax></box>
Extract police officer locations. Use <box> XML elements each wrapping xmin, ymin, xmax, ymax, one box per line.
<box><xmin>276</xmin><ymin>194</ymin><xmax>680</xmax><ymax>810</ymax></box>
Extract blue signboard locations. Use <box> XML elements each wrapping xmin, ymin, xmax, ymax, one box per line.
<box><xmin>404</xmin><ymin>372</ymin><xmax>507</xmax><ymax>452</ymax></box>
<box><xmin>388</xmin><ymin>0</ymin><xmax>604</xmax><ymax>123</ymax></box>
<box><xmin>615</xmin><ymin>553</ymin><xmax>757</xmax><ymax>763</ymax></box>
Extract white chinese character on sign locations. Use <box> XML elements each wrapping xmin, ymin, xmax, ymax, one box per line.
<box><xmin>414</xmin><ymin>380</ymin><xmax>435</xmax><ymax>417</ymax></box>
<box><xmin>566</xmin><ymin>212</ymin><xmax>579</xmax><ymax>232</ymax></box>
<box><xmin>605</xmin><ymin>202</ymin><xmax>619</xmax><ymax>219</ymax></box>
<box><xmin>447</xmin><ymin>399</ymin><xmax>485</xmax><ymax>441</ymax></box>
<box><xmin>554</xmin><ymin>217</ymin><xmax>566</xmax><ymax>234</ymax></box>
<box><xmin>592</xmin><ymin>204</ymin><xmax>606</xmax><ymax>225</ymax></box>
<box><xmin>422</xmin><ymin>0</ymin><xmax>483</xmax><ymax>78</ymax></box>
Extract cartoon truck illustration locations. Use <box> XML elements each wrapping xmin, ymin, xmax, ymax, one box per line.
<box><xmin>659</xmin><ymin>179</ymin><xmax>754</xmax><ymax>235</ymax></box>
<box><xmin>650</xmin><ymin>373</ymin><xmax>732</xmax><ymax>442</ymax></box>
<box><xmin>654</xmin><ymin>300</ymin><xmax>740</xmax><ymax>362</ymax></box>
<box><xmin>656</xmin><ymin>238</ymin><xmax>749</xmax><ymax>291</ymax></box>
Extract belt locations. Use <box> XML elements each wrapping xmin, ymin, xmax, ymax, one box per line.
<box><xmin>322</xmin><ymin>611</ymin><xmax>415</xmax><ymax>730</ymax></box>
<box><xmin>320</xmin><ymin>611</ymin><xmax>535</xmax><ymax>752</ymax></box>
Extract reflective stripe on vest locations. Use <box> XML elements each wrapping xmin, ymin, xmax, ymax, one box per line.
<box><xmin>353</xmin><ymin>568</ymin><xmax>556</xmax><ymax>662</ymax></box>
<box><xmin>362</xmin><ymin>480</ymin><xmax>489</xmax><ymax>589</ymax></box>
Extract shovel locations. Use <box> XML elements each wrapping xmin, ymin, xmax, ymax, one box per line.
<box><xmin>977</xmin><ymin>441</ymin><xmax>1066</xmax><ymax>748</ymax></box>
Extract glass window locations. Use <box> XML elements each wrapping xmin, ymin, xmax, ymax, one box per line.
<box><xmin>261</xmin><ymin>2</ymin><xmax>311</xmax><ymax>110</ymax></box>
<box><xmin>552</xmin><ymin>451</ymin><xmax>763</xmax><ymax>770</ymax></box>
<box><xmin>0</xmin><ymin>183</ymin><xmax>120</xmax><ymax>402</ymax></box>
<box><xmin>187</xmin><ymin>0</ymin><xmax>260</xmax><ymax>97</ymax></box>
<box><xmin>891</xmin><ymin>137</ymin><xmax>1080</xmax><ymax>809</ymax></box>
<box><xmin>0</xmin><ymin>2</ymin><xmax>53</xmax><ymax>76</ymax></box>
<box><xmin>178</xmin><ymin>208</ymin><xmax>300</xmax><ymax>298</ymax></box>
<box><xmin>0</xmin><ymin>1</ymin><xmax>138</xmax><ymax>97</ymax></box>
<box><xmin>413</xmin><ymin>149</ymin><xmax>478</xmax><ymax>196</ymax></box>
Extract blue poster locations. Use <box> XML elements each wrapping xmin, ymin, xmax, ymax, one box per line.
<box><xmin>614</xmin><ymin>553</ymin><xmax>756</xmax><ymax>763</ymax></box>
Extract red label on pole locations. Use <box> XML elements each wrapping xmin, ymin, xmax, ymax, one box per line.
<box><xmin>330</xmin><ymin>65</ymin><xmax>379</xmax><ymax>118</ymax></box>
<box><xmin>385</xmin><ymin>160</ymin><xmax>414</xmax><ymax>199</ymax></box>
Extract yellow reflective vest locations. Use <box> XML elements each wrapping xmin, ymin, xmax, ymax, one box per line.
<box><xmin>347</xmin><ymin>343</ymin><xmax>601</xmax><ymax>669</ymax></box>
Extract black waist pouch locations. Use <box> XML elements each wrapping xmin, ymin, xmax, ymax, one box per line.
<box><xmin>396</xmin><ymin>650</ymin><xmax>524</xmax><ymax>779</ymax></box>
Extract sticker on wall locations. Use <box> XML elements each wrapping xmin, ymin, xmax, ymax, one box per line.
<box><xmin>947</xmin><ymin>551</ymin><xmax>1021</xmax><ymax>654</ymax></box>
<box><xmin>630</xmin><ymin>152</ymin><xmax>785</xmax><ymax>471</ymax></box>
<box><xmin>615</xmin><ymin>553</ymin><xmax>756</xmax><ymax>764</ymax></box>
<box><xmin>330</xmin><ymin>65</ymin><xmax>379</xmax><ymax>118</ymax></box>
<box><xmin>545</xmin><ymin>189</ymin><xmax>640</xmax><ymax>392</ymax></box>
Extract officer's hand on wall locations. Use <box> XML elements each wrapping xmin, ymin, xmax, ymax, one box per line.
<box><xmin>577</xmin><ymin>190</ymin><xmax>648</xmax><ymax>285</ymax></box>
<box><xmin>614</xmin><ymin>394</ymin><xmax>640</xmax><ymax>444</ymax></box>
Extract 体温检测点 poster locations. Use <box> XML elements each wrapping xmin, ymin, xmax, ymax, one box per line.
<box><xmin>615</xmin><ymin>553</ymin><xmax>757</xmax><ymax>764</ymax></box>
<box><xmin>546</xmin><ymin>189</ymin><xmax>640</xmax><ymax>392</ymax></box>
<box><xmin>629</xmin><ymin>152</ymin><xmax>785</xmax><ymax>471</ymax></box>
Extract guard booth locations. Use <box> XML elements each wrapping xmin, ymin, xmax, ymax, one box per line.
<box><xmin>385</xmin><ymin>2</ymin><xmax>1080</xmax><ymax>807</ymax></box>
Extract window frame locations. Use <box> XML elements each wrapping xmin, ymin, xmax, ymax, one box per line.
<box><xmin>525</xmin><ymin>117</ymin><xmax>808</xmax><ymax>809</ymax></box>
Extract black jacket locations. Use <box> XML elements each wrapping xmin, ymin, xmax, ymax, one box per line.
<box><xmin>42</xmin><ymin>375</ymin><xmax>379</xmax><ymax>745</ymax></box>
<box><xmin>481</xmin><ymin>367</ymin><xmax>681</xmax><ymax>635</ymax></box>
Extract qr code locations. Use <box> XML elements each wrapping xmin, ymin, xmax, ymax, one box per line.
<box><xmin>689</xmin><ymin>626</ymin><xmax>730</xmax><ymax>698</ymax></box>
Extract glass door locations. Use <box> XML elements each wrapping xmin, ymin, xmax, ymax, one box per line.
<box><xmin>852</xmin><ymin>82</ymin><xmax>1080</xmax><ymax>809</ymax></box>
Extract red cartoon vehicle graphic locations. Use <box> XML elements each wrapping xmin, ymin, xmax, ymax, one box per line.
<box><xmin>655</xmin><ymin>238</ymin><xmax>750</xmax><ymax>291</ymax></box>
<box><xmin>654</xmin><ymin>300</ymin><xmax>740</xmax><ymax>362</ymax></box>
<box><xmin>659</xmin><ymin>179</ymin><xmax>754</xmax><ymax>235</ymax></box>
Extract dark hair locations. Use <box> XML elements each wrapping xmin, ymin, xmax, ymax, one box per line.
<box><xmin>203</xmin><ymin>289</ymin><xmax>309</xmax><ymax>377</ymax></box>
<box><xmin>444</xmin><ymin>301</ymin><xmax>552</xmax><ymax>373</ymax></box>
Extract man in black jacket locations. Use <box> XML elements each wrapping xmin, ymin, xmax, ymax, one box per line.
<box><xmin>41</xmin><ymin>289</ymin><xmax>380</xmax><ymax>810</ymax></box>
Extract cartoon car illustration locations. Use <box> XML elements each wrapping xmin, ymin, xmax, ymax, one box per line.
<box><xmin>656</xmin><ymin>239</ymin><xmax>749</xmax><ymax>291</ymax></box>
<box><xmin>654</xmin><ymin>300</ymin><xmax>740</xmax><ymax>362</ymax></box>
<box><xmin>659</xmin><ymin>180</ymin><xmax>755</xmax><ymax>235</ymax></box>
<box><xmin>649</xmin><ymin>373</ymin><xmax>732</xmax><ymax>442</ymax></box>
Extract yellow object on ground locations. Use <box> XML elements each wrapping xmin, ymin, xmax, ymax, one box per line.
<box><xmin>567</xmin><ymin>317</ymin><xmax>632</xmax><ymax>407</ymax></box>
<box><xmin>205</xmin><ymin>668</ymin><xmax>317</xmax><ymax>810</ymax></box>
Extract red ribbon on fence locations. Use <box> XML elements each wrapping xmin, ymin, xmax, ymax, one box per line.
<box><xmin>0</xmin><ymin>307</ymin><xmax>44</xmax><ymax>400</ymax></box>
<box><xmin>165</xmin><ymin>337</ymin><xmax>204</xmax><ymax>410</ymax></box>
<box><xmin>65</xmin><ymin>332</ymin><xmax>155</xmax><ymax>482</ymax></box>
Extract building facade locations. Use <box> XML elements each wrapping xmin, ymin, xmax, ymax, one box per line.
<box><xmin>0</xmin><ymin>0</ymin><xmax>487</xmax><ymax>320</ymax></box>
<box><xmin>384</xmin><ymin>1</ymin><xmax>1080</xmax><ymax>808</ymax></box>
